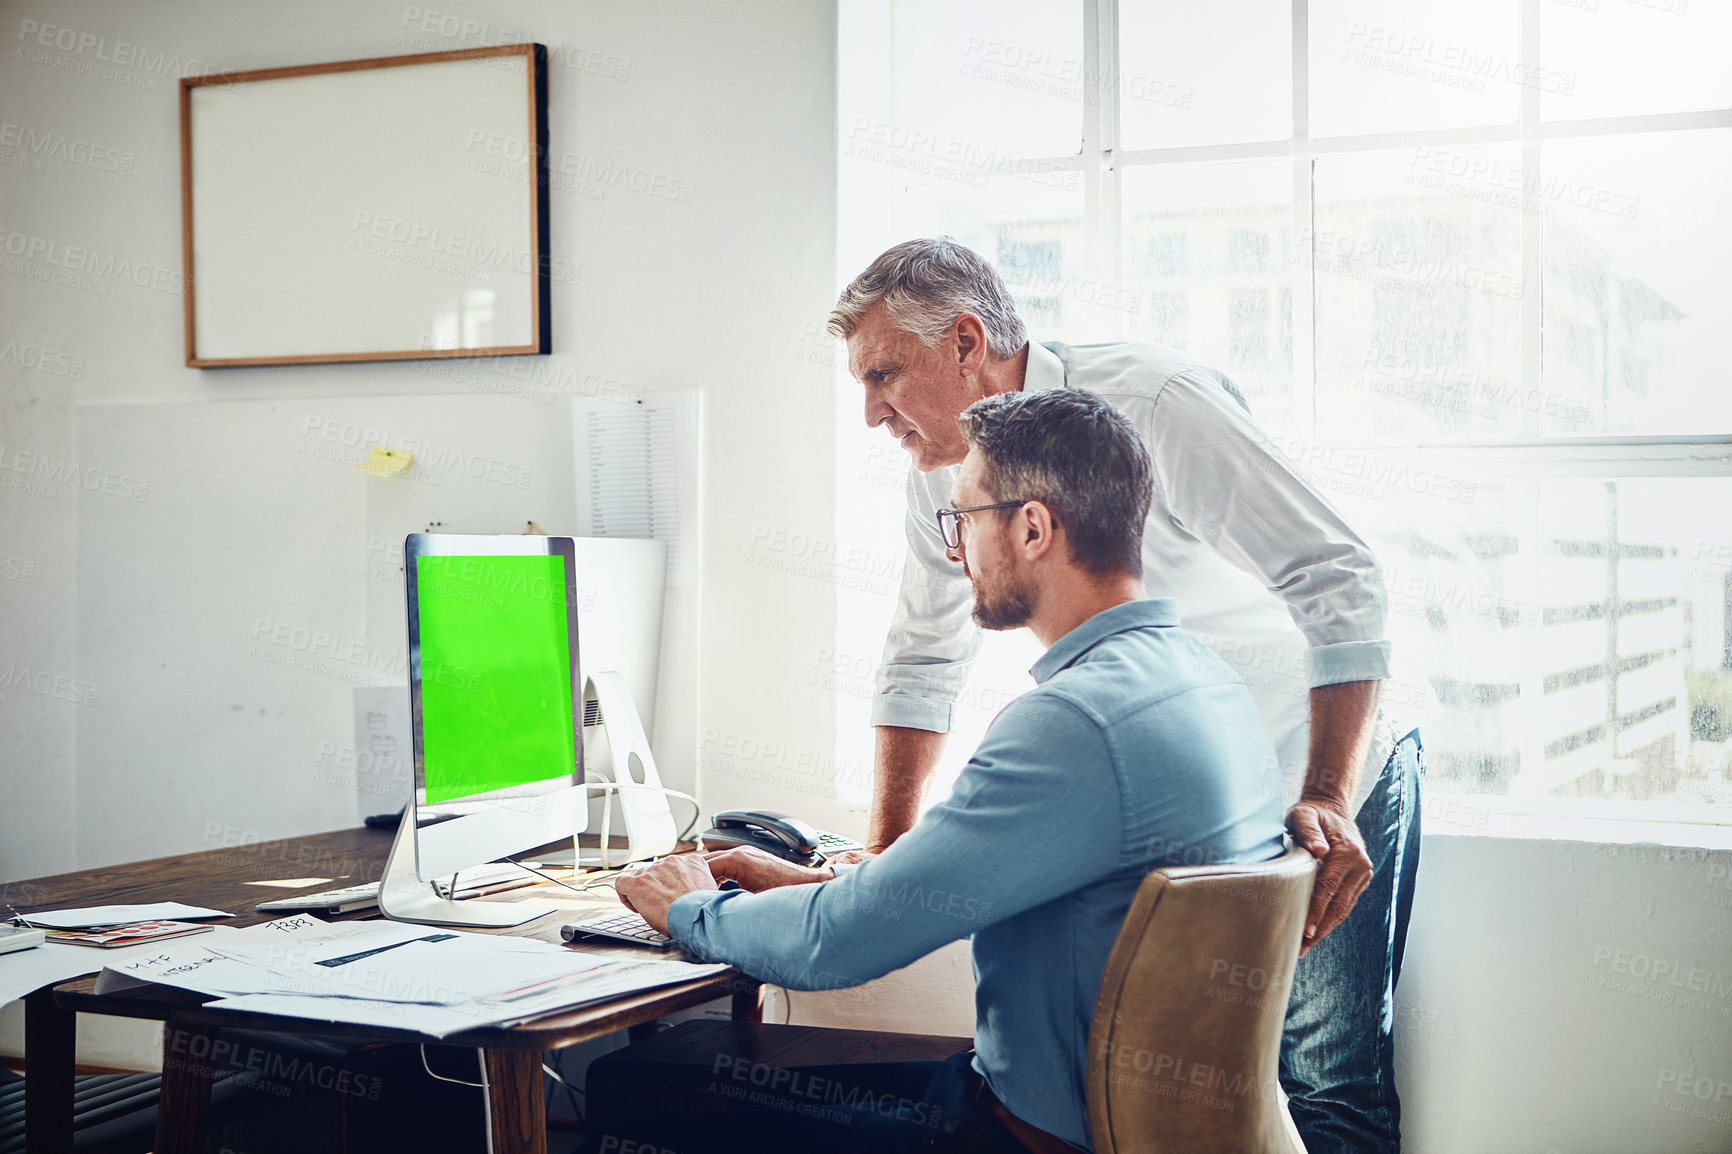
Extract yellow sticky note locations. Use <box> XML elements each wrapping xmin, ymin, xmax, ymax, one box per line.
<box><xmin>353</xmin><ymin>447</ymin><xmax>413</xmax><ymax>477</ymax></box>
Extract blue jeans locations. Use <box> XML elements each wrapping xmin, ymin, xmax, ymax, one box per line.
<box><xmin>1279</xmin><ymin>730</ymin><xmax>1425</xmax><ymax>1154</ymax></box>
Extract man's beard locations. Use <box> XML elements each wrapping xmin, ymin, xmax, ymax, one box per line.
<box><xmin>970</xmin><ymin>571</ymin><xmax>1034</xmax><ymax>631</ymax></box>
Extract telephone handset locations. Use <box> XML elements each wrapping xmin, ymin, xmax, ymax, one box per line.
<box><xmin>699</xmin><ymin>809</ymin><xmax>864</xmax><ymax>867</ymax></box>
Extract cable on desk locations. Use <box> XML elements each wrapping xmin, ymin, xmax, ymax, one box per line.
<box><xmin>503</xmin><ymin>857</ymin><xmax>588</xmax><ymax>893</ymax></box>
<box><xmin>575</xmin><ymin>868</ymin><xmax>632</xmax><ymax>892</ymax></box>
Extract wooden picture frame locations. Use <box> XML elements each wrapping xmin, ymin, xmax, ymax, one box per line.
<box><xmin>180</xmin><ymin>44</ymin><xmax>550</xmax><ymax>368</ymax></box>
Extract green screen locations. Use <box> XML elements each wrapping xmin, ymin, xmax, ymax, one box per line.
<box><xmin>416</xmin><ymin>554</ymin><xmax>576</xmax><ymax>803</ymax></box>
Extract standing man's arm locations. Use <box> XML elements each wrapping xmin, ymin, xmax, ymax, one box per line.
<box><xmin>868</xmin><ymin>484</ymin><xmax>981</xmax><ymax>850</ymax></box>
<box><xmin>1140</xmin><ymin>372</ymin><xmax>1393</xmax><ymax>947</ymax></box>
<box><xmin>1290</xmin><ymin>680</ymin><xmax>1381</xmax><ymax>954</ymax></box>
<box><xmin>869</xmin><ymin>726</ymin><xmax>948</xmax><ymax>851</ymax></box>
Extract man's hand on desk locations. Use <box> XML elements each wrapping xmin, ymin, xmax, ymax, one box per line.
<box><xmin>704</xmin><ymin>846</ymin><xmax>835</xmax><ymax>891</ymax></box>
<box><xmin>615</xmin><ymin>854</ymin><xmax>718</xmax><ymax>935</ymax></box>
<box><xmin>1285</xmin><ymin>799</ymin><xmax>1373</xmax><ymax>957</ymax></box>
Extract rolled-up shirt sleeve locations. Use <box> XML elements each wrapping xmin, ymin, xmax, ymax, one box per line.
<box><xmin>1144</xmin><ymin>371</ymin><xmax>1392</xmax><ymax>688</ymax></box>
<box><xmin>869</xmin><ymin>472</ymin><xmax>980</xmax><ymax>733</ymax></box>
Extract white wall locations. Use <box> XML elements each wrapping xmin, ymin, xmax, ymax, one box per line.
<box><xmin>1399</xmin><ymin>824</ymin><xmax>1732</xmax><ymax>1154</ymax></box>
<box><xmin>0</xmin><ymin>0</ymin><xmax>842</xmax><ymax>878</ymax></box>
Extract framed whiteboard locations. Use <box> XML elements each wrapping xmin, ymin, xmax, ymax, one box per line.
<box><xmin>180</xmin><ymin>44</ymin><xmax>550</xmax><ymax>368</ymax></box>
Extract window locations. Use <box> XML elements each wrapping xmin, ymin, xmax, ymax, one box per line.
<box><xmin>1228</xmin><ymin>230</ymin><xmax>1271</xmax><ymax>275</ymax></box>
<box><xmin>1229</xmin><ymin>288</ymin><xmax>1271</xmax><ymax>367</ymax></box>
<box><xmin>1132</xmin><ymin>232</ymin><xmax>1189</xmax><ymax>278</ymax></box>
<box><xmin>837</xmin><ymin>0</ymin><xmax>1732</xmax><ymax>826</ymax></box>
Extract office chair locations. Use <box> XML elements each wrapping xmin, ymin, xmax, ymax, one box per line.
<box><xmin>1086</xmin><ymin>843</ymin><xmax>1317</xmax><ymax>1154</ymax></box>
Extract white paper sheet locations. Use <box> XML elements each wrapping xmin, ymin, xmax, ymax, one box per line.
<box><xmin>203</xmin><ymin>993</ymin><xmax>505</xmax><ymax>1038</ymax></box>
<box><xmin>19</xmin><ymin>903</ymin><xmax>233</xmax><ymax>928</ymax></box>
<box><xmin>207</xmin><ymin>959</ymin><xmax>733</xmax><ymax>1038</ymax></box>
<box><xmin>0</xmin><ymin>928</ymin><xmax>239</xmax><ymax>1008</ymax></box>
<box><xmin>87</xmin><ymin>912</ymin><xmax>732</xmax><ymax>1039</ymax></box>
<box><xmin>96</xmin><ymin>915</ymin><xmax>446</xmax><ymax>1000</ymax></box>
<box><xmin>492</xmin><ymin>959</ymin><xmax>732</xmax><ymax>1023</ymax></box>
<box><xmin>98</xmin><ymin>915</ymin><xmax>636</xmax><ymax>1007</ymax></box>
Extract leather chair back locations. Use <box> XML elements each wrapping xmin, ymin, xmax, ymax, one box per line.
<box><xmin>1086</xmin><ymin>844</ymin><xmax>1317</xmax><ymax>1154</ymax></box>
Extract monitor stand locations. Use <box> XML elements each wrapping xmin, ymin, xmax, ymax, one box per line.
<box><xmin>378</xmin><ymin>805</ymin><xmax>559</xmax><ymax>928</ymax></box>
<box><xmin>579</xmin><ymin>670</ymin><xmax>679</xmax><ymax>868</ymax></box>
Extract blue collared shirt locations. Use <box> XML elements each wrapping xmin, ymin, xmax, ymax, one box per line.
<box><xmin>668</xmin><ymin>600</ymin><xmax>1286</xmax><ymax>1149</ymax></box>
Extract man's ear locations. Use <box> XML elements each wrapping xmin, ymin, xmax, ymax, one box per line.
<box><xmin>1019</xmin><ymin>501</ymin><xmax>1057</xmax><ymax>562</ymax></box>
<box><xmin>953</xmin><ymin>313</ymin><xmax>988</xmax><ymax>374</ymax></box>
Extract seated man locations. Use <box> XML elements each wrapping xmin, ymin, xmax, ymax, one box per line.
<box><xmin>616</xmin><ymin>387</ymin><xmax>1287</xmax><ymax>1153</ymax></box>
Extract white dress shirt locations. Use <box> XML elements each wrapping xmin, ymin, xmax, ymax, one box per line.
<box><xmin>871</xmin><ymin>339</ymin><xmax>1433</xmax><ymax>814</ymax></box>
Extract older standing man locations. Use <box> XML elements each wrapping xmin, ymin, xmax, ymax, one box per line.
<box><xmin>826</xmin><ymin>238</ymin><xmax>1430</xmax><ymax>1154</ymax></box>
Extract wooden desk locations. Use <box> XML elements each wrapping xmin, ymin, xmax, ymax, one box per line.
<box><xmin>8</xmin><ymin>828</ymin><xmax>758</xmax><ymax>1154</ymax></box>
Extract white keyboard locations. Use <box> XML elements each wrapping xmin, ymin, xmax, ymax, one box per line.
<box><xmin>256</xmin><ymin>862</ymin><xmax>538</xmax><ymax>913</ymax></box>
<box><xmin>561</xmin><ymin>911</ymin><xmax>673</xmax><ymax>949</ymax></box>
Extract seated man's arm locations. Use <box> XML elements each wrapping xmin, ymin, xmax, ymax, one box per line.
<box><xmin>656</xmin><ymin>695</ymin><xmax>1124</xmax><ymax>992</ymax></box>
<box><xmin>703</xmin><ymin>846</ymin><xmax>834</xmax><ymax>890</ymax></box>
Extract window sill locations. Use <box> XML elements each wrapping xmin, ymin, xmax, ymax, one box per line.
<box><xmin>1424</xmin><ymin>805</ymin><xmax>1732</xmax><ymax>850</ymax></box>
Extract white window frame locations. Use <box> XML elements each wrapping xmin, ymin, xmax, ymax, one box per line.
<box><xmin>845</xmin><ymin>0</ymin><xmax>1732</xmax><ymax>832</ymax></box>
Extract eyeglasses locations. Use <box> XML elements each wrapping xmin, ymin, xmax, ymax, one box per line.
<box><xmin>935</xmin><ymin>501</ymin><xmax>1028</xmax><ymax>550</ymax></box>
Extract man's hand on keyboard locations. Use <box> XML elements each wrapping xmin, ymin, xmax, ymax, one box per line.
<box><xmin>615</xmin><ymin>854</ymin><xmax>718</xmax><ymax>935</ymax></box>
<box><xmin>824</xmin><ymin>849</ymin><xmax>878</xmax><ymax>868</ymax></box>
<box><xmin>704</xmin><ymin>846</ymin><xmax>835</xmax><ymax>892</ymax></box>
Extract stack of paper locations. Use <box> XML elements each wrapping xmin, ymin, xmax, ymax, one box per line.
<box><xmin>19</xmin><ymin>903</ymin><xmax>233</xmax><ymax>927</ymax></box>
<box><xmin>0</xmin><ymin>905</ymin><xmax>236</xmax><ymax>1008</ymax></box>
<box><xmin>95</xmin><ymin>914</ymin><xmax>726</xmax><ymax>1038</ymax></box>
<box><xmin>45</xmin><ymin>921</ymin><xmax>215</xmax><ymax>948</ymax></box>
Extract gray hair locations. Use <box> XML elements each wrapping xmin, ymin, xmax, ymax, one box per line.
<box><xmin>827</xmin><ymin>238</ymin><xmax>1028</xmax><ymax>358</ymax></box>
<box><xmin>958</xmin><ymin>388</ymin><xmax>1152</xmax><ymax>579</ymax></box>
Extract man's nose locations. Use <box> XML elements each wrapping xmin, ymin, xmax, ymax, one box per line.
<box><xmin>944</xmin><ymin>541</ymin><xmax>963</xmax><ymax>564</ymax></box>
<box><xmin>864</xmin><ymin>391</ymin><xmax>893</xmax><ymax>428</ymax></box>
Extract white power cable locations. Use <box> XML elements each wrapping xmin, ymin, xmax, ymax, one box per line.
<box><xmin>419</xmin><ymin>1044</ymin><xmax>487</xmax><ymax>1088</ymax></box>
<box><xmin>578</xmin><ymin>781</ymin><xmax>701</xmax><ymax>869</ymax></box>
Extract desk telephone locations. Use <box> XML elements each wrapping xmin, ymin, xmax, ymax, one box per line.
<box><xmin>698</xmin><ymin>809</ymin><xmax>865</xmax><ymax>867</ymax></box>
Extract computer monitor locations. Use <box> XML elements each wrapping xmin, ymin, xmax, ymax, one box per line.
<box><xmin>379</xmin><ymin>533</ymin><xmax>589</xmax><ymax>927</ymax></box>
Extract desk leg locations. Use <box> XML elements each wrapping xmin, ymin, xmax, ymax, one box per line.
<box><xmin>154</xmin><ymin>1021</ymin><xmax>218</xmax><ymax>1154</ymax></box>
<box><xmin>730</xmin><ymin>980</ymin><xmax>763</xmax><ymax>1023</ymax></box>
<box><xmin>23</xmin><ymin>989</ymin><xmax>74</xmax><ymax>1154</ymax></box>
<box><xmin>483</xmin><ymin>1047</ymin><xmax>545</xmax><ymax>1154</ymax></box>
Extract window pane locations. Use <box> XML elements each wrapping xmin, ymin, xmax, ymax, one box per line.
<box><xmin>1309</xmin><ymin>0</ymin><xmax>1519</xmax><ymax>137</ymax></box>
<box><xmin>1541</xmin><ymin>0</ymin><xmax>1732</xmax><ymax>121</ymax></box>
<box><xmin>1313</xmin><ymin>147</ymin><xmax>1525</xmax><ymax>440</ymax></box>
<box><xmin>1322</xmin><ymin>475</ymin><xmax>1732</xmax><ymax>816</ymax></box>
<box><xmin>1118</xmin><ymin>0</ymin><xmax>1291</xmax><ymax>150</ymax></box>
<box><xmin>886</xmin><ymin>0</ymin><xmax>1083</xmax><ymax>160</ymax></box>
<box><xmin>1122</xmin><ymin>161</ymin><xmax>1299</xmax><ymax>431</ymax></box>
<box><xmin>900</xmin><ymin>176</ymin><xmax>1091</xmax><ymax>339</ymax></box>
<box><xmin>1540</xmin><ymin>130</ymin><xmax>1732</xmax><ymax>435</ymax></box>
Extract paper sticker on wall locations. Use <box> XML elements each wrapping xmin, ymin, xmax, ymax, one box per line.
<box><xmin>572</xmin><ymin>392</ymin><xmax>700</xmax><ymax>589</ymax></box>
<box><xmin>353</xmin><ymin>447</ymin><xmax>413</xmax><ymax>477</ymax></box>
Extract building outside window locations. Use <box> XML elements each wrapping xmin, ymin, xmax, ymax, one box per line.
<box><xmin>836</xmin><ymin>0</ymin><xmax>1732</xmax><ymax>829</ymax></box>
